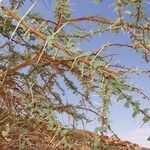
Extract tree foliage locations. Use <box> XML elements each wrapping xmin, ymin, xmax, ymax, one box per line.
<box><xmin>0</xmin><ymin>0</ymin><xmax>150</xmax><ymax>148</ymax></box>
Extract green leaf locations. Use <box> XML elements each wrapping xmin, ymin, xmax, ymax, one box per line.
<box><xmin>78</xmin><ymin>113</ymin><xmax>87</xmax><ymax>120</ymax></box>
<box><xmin>143</xmin><ymin>108</ymin><xmax>150</xmax><ymax>114</ymax></box>
<box><xmin>143</xmin><ymin>116</ymin><xmax>150</xmax><ymax>124</ymax></box>
<box><xmin>94</xmin><ymin>126</ymin><xmax>107</xmax><ymax>134</ymax></box>
<box><xmin>21</xmin><ymin>128</ymin><xmax>28</xmax><ymax>134</ymax></box>
<box><xmin>92</xmin><ymin>139</ymin><xmax>101</xmax><ymax>149</ymax></box>
<box><xmin>61</xmin><ymin>139</ymin><xmax>73</xmax><ymax>149</ymax></box>
<box><xmin>124</xmin><ymin>102</ymin><xmax>130</xmax><ymax>108</ymax></box>
<box><xmin>23</xmin><ymin>32</ymin><xmax>31</xmax><ymax>41</ymax></box>
<box><xmin>117</xmin><ymin>94</ymin><xmax>125</xmax><ymax>101</ymax></box>
<box><xmin>134</xmin><ymin>101</ymin><xmax>140</xmax><ymax>108</ymax></box>
<box><xmin>26</xmin><ymin>140</ymin><xmax>32</xmax><ymax>145</ymax></box>
<box><xmin>93</xmin><ymin>61</ymin><xmax>103</xmax><ymax>69</ymax></box>
<box><xmin>19</xmin><ymin>142</ymin><xmax>25</xmax><ymax>150</ymax></box>
<box><xmin>53</xmin><ymin>92</ymin><xmax>62</xmax><ymax>103</ymax></box>
<box><xmin>61</xmin><ymin>129</ymin><xmax>69</xmax><ymax>136</ymax></box>
<box><xmin>93</xmin><ymin>0</ymin><xmax>102</xmax><ymax>5</ymax></box>
<box><xmin>124</xmin><ymin>10</ymin><xmax>132</xmax><ymax>15</ymax></box>
<box><xmin>25</xmin><ymin>138</ymin><xmax>32</xmax><ymax>146</ymax></box>
<box><xmin>132</xmin><ymin>109</ymin><xmax>139</xmax><ymax>118</ymax></box>
<box><xmin>126</xmin><ymin>95</ymin><xmax>132</xmax><ymax>102</ymax></box>
<box><xmin>32</xmin><ymin>123</ymin><xmax>37</xmax><ymax>129</ymax></box>
<box><xmin>24</xmin><ymin>99</ymin><xmax>32</xmax><ymax>108</ymax></box>
<box><xmin>47</xmin><ymin>121</ymin><xmax>54</xmax><ymax>130</ymax></box>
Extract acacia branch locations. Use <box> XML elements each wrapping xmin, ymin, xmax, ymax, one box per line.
<box><xmin>0</xmin><ymin>54</ymin><xmax>39</xmax><ymax>81</ymax></box>
<box><xmin>65</xmin><ymin>16</ymin><xmax>150</xmax><ymax>31</ymax></box>
<box><xmin>0</xmin><ymin>4</ymin><xmax>117</xmax><ymax>78</ymax></box>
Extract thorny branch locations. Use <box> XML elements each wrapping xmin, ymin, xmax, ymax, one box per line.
<box><xmin>0</xmin><ymin>1</ymin><xmax>149</xmax><ymax>140</ymax></box>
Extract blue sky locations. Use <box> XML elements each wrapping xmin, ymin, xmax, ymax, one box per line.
<box><xmin>1</xmin><ymin>0</ymin><xmax>150</xmax><ymax>147</ymax></box>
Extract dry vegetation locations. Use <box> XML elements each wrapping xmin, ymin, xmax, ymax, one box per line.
<box><xmin>0</xmin><ymin>108</ymin><xmax>149</xmax><ymax>150</ymax></box>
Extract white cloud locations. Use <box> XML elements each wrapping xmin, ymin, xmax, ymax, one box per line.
<box><xmin>119</xmin><ymin>127</ymin><xmax>150</xmax><ymax>148</ymax></box>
